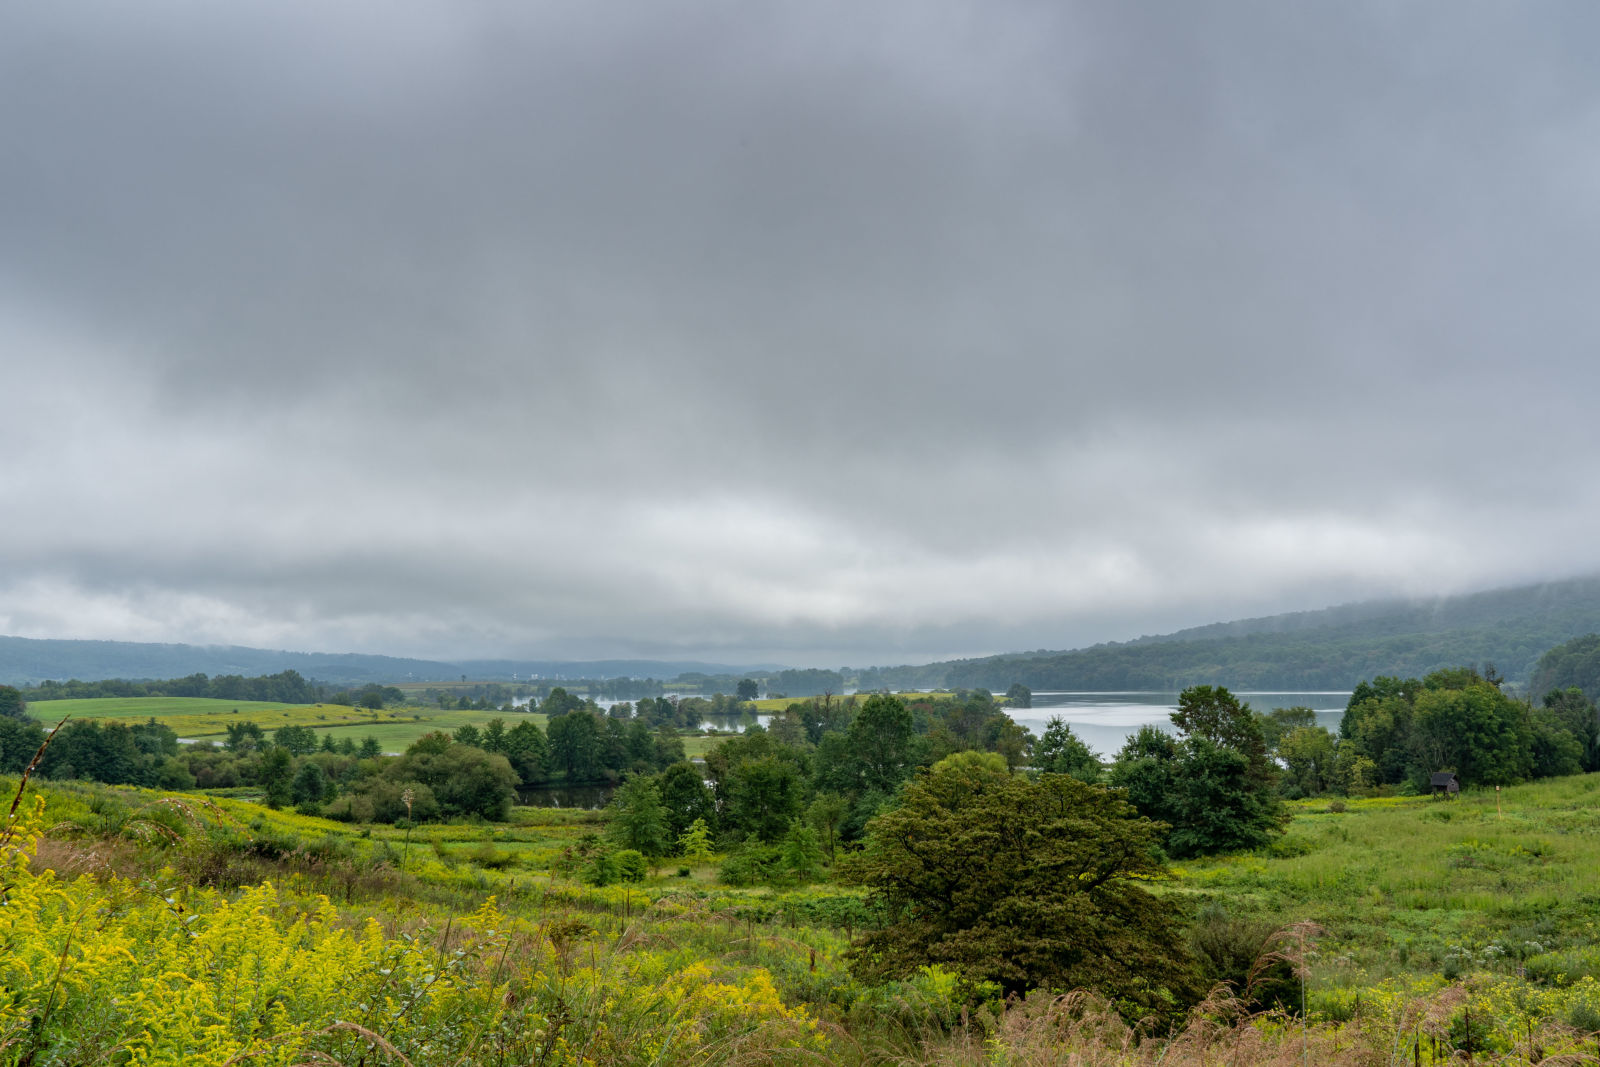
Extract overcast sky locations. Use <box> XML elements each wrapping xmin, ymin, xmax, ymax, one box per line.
<box><xmin>4</xmin><ymin>2</ymin><xmax>1600</xmax><ymax>667</ymax></box>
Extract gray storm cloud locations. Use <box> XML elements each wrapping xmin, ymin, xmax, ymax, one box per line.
<box><xmin>4</xmin><ymin>1</ymin><xmax>1600</xmax><ymax>664</ymax></box>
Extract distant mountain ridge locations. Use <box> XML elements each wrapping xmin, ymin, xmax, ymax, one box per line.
<box><xmin>8</xmin><ymin>575</ymin><xmax>1600</xmax><ymax>691</ymax></box>
<box><xmin>859</xmin><ymin>576</ymin><xmax>1600</xmax><ymax>692</ymax></box>
<box><xmin>0</xmin><ymin>635</ymin><xmax>771</xmax><ymax>687</ymax></box>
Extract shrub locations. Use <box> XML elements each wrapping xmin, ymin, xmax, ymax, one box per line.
<box><xmin>614</xmin><ymin>848</ymin><xmax>648</xmax><ymax>882</ymax></box>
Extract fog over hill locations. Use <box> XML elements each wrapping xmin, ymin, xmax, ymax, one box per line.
<box><xmin>0</xmin><ymin>635</ymin><xmax>772</xmax><ymax>688</ymax></box>
<box><xmin>860</xmin><ymin>576</ymin><xmax>1600</xmax><ymax>692</ymax></box>
<box><xmin>7</xmin><ymin>575</ymin><xmax>1599</xmax><ymax>692</ymax></box>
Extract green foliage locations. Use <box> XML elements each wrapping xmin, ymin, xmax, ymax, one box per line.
<box><xmin>845</xmin><ymin>693</ymin><xmax>918</xmax><ymax>795</ymax></box>
<box><xmin>678</xmin><ymin>816</ymin><xmax>714</xmax><ymax>863</ymax></box>
<box><xmin>547</xmin><ymin>710</ymin><xmax>603</xmax><ymax>781</ymax></box>
<box><xmin>1531</xmin><ymin>632</ymin><xmax>1600</xmax><ymax>699</ymax></box>
<box><xmin>1256</xmin><ymin>705</ymin><xmax>1316</xmax><ymax>752</ymax></box>
<box><xmin>1277</xmin><ymin>724</ymin><xmax>1337</xmax><ymax>798</ymax></box>
<box><xmin>0</xmin><ymin>715</ymin><xmax>45</xmax><ymax>773</ymax></box>
<box><xmin>273</xmin><ymin>723</ymin><xmax>319</xmax><ymax>755</ymax></box>
<box><xmin>1111</xmin><ymin>686</ymin><xmax>1285</xmax><ymax>857</ymax></box>
<box><xmin>1033</xmin><ymin>715</ymin><xmax>1100</xmax><ymax>781</ymax></box>
<box><xmin>781</xmin><ymin>818</ymin><xmax>824</xmax><ymax>882</ymax></box>
<box><xmin>390</xmin><ymin>738</ymin><xmax>519</xmax><ymax>820</ymax></box>
<box><xmin>658</xmin><ymin>760</ymin><xmax>715</xmax><ymax>841</ymax></box>
<box><xmin>846</xmin><ymin>753</ymin><xmax>1201</xmax><ymax>1019</ymax></box>
<box><xmin>613</xmin><ymin>848</ymin><xmax>649</xmax><ymax>881</ymax></box>
<box><xmin>1004</xmin><ymin>682</ymin><xmax>1031</xmax><ymax>708</ymax></box>
<box><xmin>0</xmin><ymin>684</ymin><xmax>27</xmax><ymax>720</ymax></box>
<box><xmin>1341</xmin><ymin>668</ymin><xmax>1553</xmax><ymax>789</ymax></box>
<box><xmin>606</xmin><ymin>775</ymin><xmax>670</xmax><ymax>857</ymax></box>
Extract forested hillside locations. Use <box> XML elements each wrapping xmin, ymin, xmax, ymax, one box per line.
<box><xmin>858</xmin><ymin>576</ymin><xmax>1600</xmax><ymax>691</ymax></box>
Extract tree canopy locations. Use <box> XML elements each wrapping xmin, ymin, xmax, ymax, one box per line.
<box><xmin>845</xmin><ymin>752</ymin><xmax>1200</xmax><ymax>1020</ymax></box>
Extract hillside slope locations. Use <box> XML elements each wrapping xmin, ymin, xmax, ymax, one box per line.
<box><xmin>861</xmin><ymin>576</ymin><xmax>1600</xmax><ymax>691</ymax></box>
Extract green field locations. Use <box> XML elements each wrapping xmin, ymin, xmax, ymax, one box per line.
<box><xmin>21</xmin><ymin>695</ymin><xmax>758</xmax><ymax>755</ymax></box>
<box><xmin>25</xmin><ymin>696</ymin><xmax>552</xmax><ymax>751</ymax></box>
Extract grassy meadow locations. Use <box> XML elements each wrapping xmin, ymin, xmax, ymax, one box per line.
<box><xmin>26</xmin><ymin>695</ymin><xmax>553</xmax><ymax>751</ymax></box>
<box><xmin>28</xmin><ymin>694</ymin><xmax>744</xmax><ymax>758</ymax></box>
<box><xmin>10</xmin><ymin>765</ymin><xmax>1600</xmax><ymax>1063</ymax></box>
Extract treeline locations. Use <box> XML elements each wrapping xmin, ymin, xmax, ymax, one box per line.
<box><xmin>592</xmin><ymin>689</ymin><xmax>1047</xmax><ymax>887</ymax></box>
<box><xmin>1335</xmin><ymin>669</ymin><xmax>1599</xmax><ymax>790</ymax></box>
<box><xmin>857</xmin><ymin>576</ymin><xmax>1600</xmax><ymax>692</ymax></box>
<box><xmin>10</xmin><ymin>704</ymin><xmax>690</xmax><ymax>823</ymax></box>
<box><xmin>1529</xmin><ymin>633</ymin><xmax>1600</xmax><ymax>698</ymax></box>
<box><xmin>25</xmin><ymin>670</ymin><xmax>319</xmax><ymax>704</ymax></box>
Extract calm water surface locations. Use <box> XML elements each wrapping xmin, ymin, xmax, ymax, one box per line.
<box><xmin>1012</xmin><ymin>690</ymin><xmax>1349</xmax><ymax>758</ymax></box>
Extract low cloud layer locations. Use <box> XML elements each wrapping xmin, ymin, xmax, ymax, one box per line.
<box><xmin>5</xmin><ymin>2</ymin><xmax>1600</xmax><ymax>665</ymax></box>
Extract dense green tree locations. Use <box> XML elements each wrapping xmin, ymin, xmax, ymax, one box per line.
<box><xmin>259</xmin><ymin>747</ymin><xmax>294</xmax><ymax>809</ymax></box>
<box><xmin>1277</xmin><ymin>725</ymin><xmax>1337</xmax><ymax>798</ymax></box>
<box><xmin>292</xmin><ymin>760</ymin><xmax>329</xmax><ymax>807</ymax></box>
<box><xmin>780</xmin><ymin>818</ymin><xmax>824</xmax><ymax>881</ymax></box>
<box><xmin>846</xmin><ymin>751</ymin><xmax>1200</xmax><ymax>1019</ymax></box>
<box><xmin>274</xmin><ymin>724</ymin><xmax>319</xmax><ymax>756</ymax></box>
<box><xmin>1409</xmin><ymin>676</ymin><xmax>1531</xmax><ymax>786</ymax></box>
<box><xmin>845</xmin><ymin>693</ymin><xmax>918</xmax><ymax>794</ymax></box>
<box><xmin>652</xmin><ymin>724</ymin><xmax>686</xmax><ymax>768</ymax></box>
<box><xmin>480</xmin><ymin>718</ymin><xmax>508</xmax><ymax>754</ymax></box>
<box><xmin>1110</xmin><ymin>686</ymin><xmax>1285</xmax><ymax>857</ymax></box>
<box><xmin>807</xmin><ymin>792</ymin><xmax>847</xmax><ymax>863</ymax></box>
<box><xmin>1033</xmin><ymin>716</ymin><xmax>1101</xmax><ymax>782</ymax></box>
<box><xmin>1171</xmin><ymin>686</ymin><xmax>1271</xmax><ymax>783</ymax></box>
<box><xmin>540</xmin><ymin>686</ymin><xmax>584</xmax><ymax>717</ymax></box>
<box><xmin>1542</xmin><ymin>687</ymin><xmax>1600</xmax><ymax>771</ymax></box>
<box><xmin>454</xmin><ymin>723</ymin><xmax>482</xmax><ymax>748</ymax></box>
<box><xmin>225</xmin><ymin>721</ymin><xmax>266</xmax><ymax>753</ymax></box>
<box><xmin>391</xmin><ymin>740</ymin><xmax>519</xmax><ymax>820</ymax></box>
<box><xmin>982</xmin><ymin>714</ymin><xmax>1032</xmax><ymax>772</ymax></box>
<box><xmin>503</xmin><ymin>720</ymin><xmax>550</xmax><ymax>785</ymax></box>
<box><xmin>720</xmin><ymin>754</ymin><xmax>806</xmax><ymax>844</ymax></box>
<box><xmin>736</xmin><ymin>678</ymin><xmax>760</xmax><ymax>701</ymax></box>
<box><xmin>1531</xmin><ymin>634</ymin><xmax>1600</xmax><ymax>700</ymax></box>
<box><xmin>768</xmin><ymin>668</ymin><xmax>844</xmax><ymax>697</ymax></box>
<box><xmin>657</xmin><ymin>761</ymin><xmax>716</xmax><ymax>841</ymax></box>
<box><xmin>0</xmin><ymin>685</ymin><xmax>27</xmax><ymax>720</ymax></box>
<box><xmin>358</xmin><ymin>736</ymin><xmax>383</xmax><ymax>760</ymax></box>
<box><xmin>1256</xmin><ymin>706</ymin><xmax>1317</xmax><ymax>753</ymax></box>
<box><xmin>1004</xmin><ymin>683</ymin><xmax>1032</xmax><ymax>709</ymax></box>
<box><xmin>547</xmin><ymin>711</ymin><xmax>603</xmax><ymax>781</ymax></box>
<box><xmin>0</xmin><ymin>715</ymin><xmax>45</xmax><ymax>773</ymax></box>
<box><xmin>606</xmin><ymin>775</ymin><xmax>670</xmax><ymax>858</ymax></box>
<box><xmin>678</xmin><ymin>817</ymin><xmax>715</xmax><ymax>863</ymax></box>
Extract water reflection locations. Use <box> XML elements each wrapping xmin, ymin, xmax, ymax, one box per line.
<box><xmin>517</xmin><ymin>783</ymin><xmax>616</xmax><ymax>809</ymax></box>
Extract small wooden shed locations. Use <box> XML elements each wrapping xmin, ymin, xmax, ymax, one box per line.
<box><xmin>1430</xmin><ymin>771</ymin><xmax>1460</xmax><ymax>796</ymax></box>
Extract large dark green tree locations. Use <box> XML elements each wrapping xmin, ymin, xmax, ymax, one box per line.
<box><xmin>1110</xmin><ymin>686</ymin><xmax>1284</xmax><ymax>857</ymax></box>
<box><xmin>846</xmin><ymin>752</ymin><xmax>1200</xmax><ymax>1020</ymax></box>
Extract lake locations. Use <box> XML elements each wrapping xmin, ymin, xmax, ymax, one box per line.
<box><xmin>1013</xmin><ymin>690</ymin><xmax>1350</xmax><ymax>758</ymax></box>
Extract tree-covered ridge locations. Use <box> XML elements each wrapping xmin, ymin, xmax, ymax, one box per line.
<box><xmin>858</xmin><ymin>575</ymin><xmax>1600</xmax><ymax>691</ymax></box>
<box><xmin>25</xmin><ymin>669</ymin><xmax>321</xmax><ymax>703</ymax></box>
